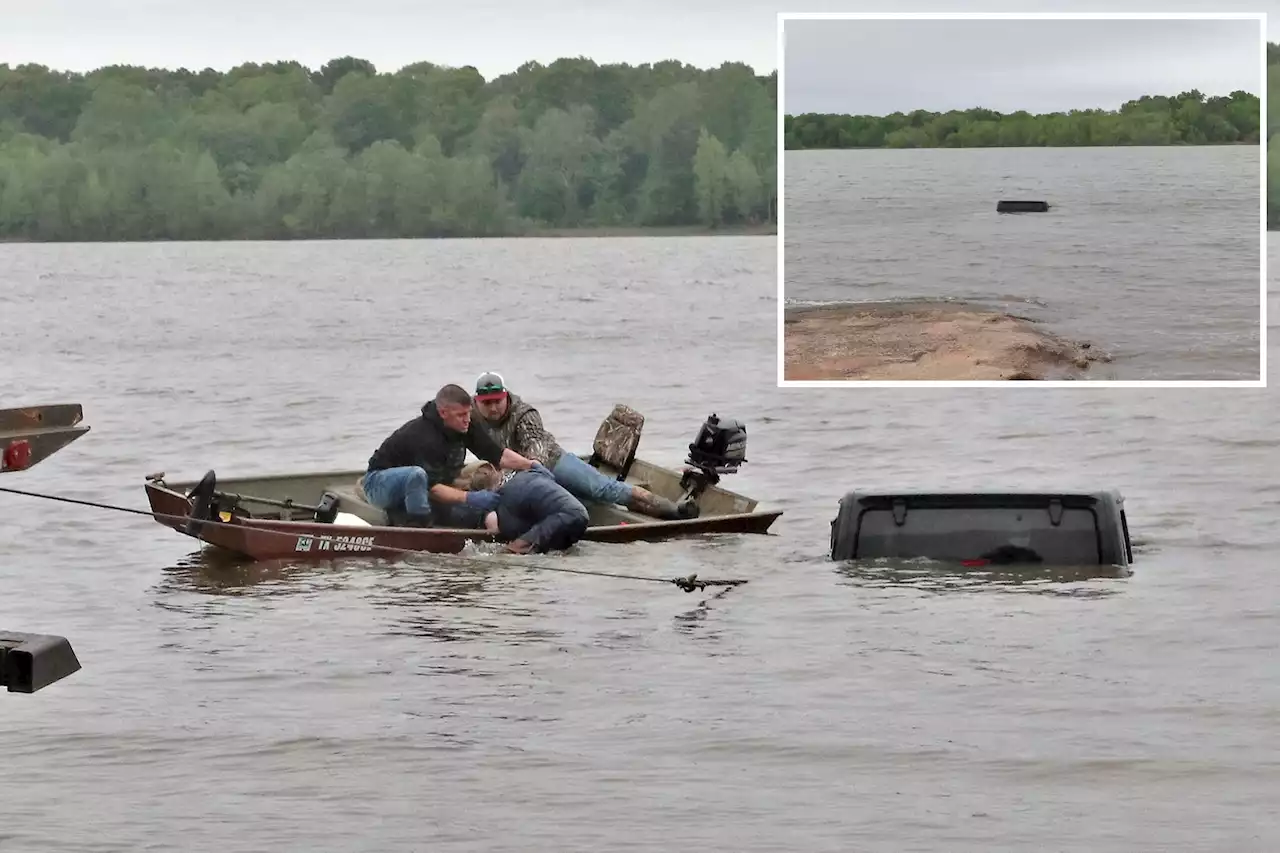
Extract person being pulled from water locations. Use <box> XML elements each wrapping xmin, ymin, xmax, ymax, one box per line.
<box><xmin>362</xmin><ymin>383</ymin><xmax>536</xmax><ymax>528</ymax></box>
<box><xmin>470</xmin><ymin>371</ymin><xmax>692</xmax><ymax>521</ymax></box>
<box><xmin>463</xmin><ymin>460</ymin><xmax>590</xmax><ymax>554</ymax></box>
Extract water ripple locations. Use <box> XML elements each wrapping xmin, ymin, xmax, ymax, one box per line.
<box><xmin>0</xmin><ymin>235</ymin><xmax>1277</xmax><ymax>853</ymax></box>
<box><xmin>785</xmin><ymin>147</ymin><xmax>1260</xmax><ymax>380</ymax></box>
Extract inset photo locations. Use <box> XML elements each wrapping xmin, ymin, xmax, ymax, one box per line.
<box><xmin>779</xmin><ymin>13</ymin><xmax>1265</xmax><ymax>385</ymax></box>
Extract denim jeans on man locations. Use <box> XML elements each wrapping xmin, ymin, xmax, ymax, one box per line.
<box><xmin>551</xmin><ymin>452</ymin><xmax>633</xmax><ymax>506</ymax></box>
<box><xmin>496</xmin><ymin>465</ymin><xmax>590</xmax><ymax>552</ymax></box>
<box><xmin>362</xmin><ymin>465</ymin><xmax>485</xmax><ymax>528</ymax></box>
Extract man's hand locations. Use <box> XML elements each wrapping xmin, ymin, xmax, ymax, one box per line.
<box><xmin>464</xmin><ymin>490</ymin><xmax>501</xmax><ymax>512</ymax></box>
<box><xmin>505</xmin><ymin>539</ymin><xmax>533</xmax><ymax>555</ymax></box>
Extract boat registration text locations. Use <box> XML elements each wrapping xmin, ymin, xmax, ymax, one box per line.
<box><xmin>295</xmin><ymin>534</ymin><xmax>376</xmax><ymax>553</ymax></box>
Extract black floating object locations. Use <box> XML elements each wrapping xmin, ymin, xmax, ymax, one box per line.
<box><xmin>997</xmin><ymin>200</ymin><xmax>1050</xmax><ymax>213</ymax></box>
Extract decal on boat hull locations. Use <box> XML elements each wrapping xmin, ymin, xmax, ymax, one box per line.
<box><xmin>295</xmin><ymin>534</ymin><xmax>375</xmax><ymax>553</ymax></box>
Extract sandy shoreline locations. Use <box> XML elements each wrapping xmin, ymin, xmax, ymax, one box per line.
<box><xmin>783</xmin><ymin>301</ymin><xmax>1111</xmax><ymax>381</ymax></box>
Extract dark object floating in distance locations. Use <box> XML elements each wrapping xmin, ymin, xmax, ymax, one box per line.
<box><xmin>997</xmin><ymin>200</ymin><xmax>1050</xmax><ymax>213</ymax></box>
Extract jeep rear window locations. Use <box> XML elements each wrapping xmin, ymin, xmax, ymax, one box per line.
<box><xmin>856</xmin><ymin>506</ymin><xmax>1102</xmax><ymax>564</ymax></box>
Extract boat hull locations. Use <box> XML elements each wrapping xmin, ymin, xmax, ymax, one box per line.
<box><xmin>142</xmin><ymin>460</ymin><xmax>782</xmax><ymax>562</ymax></box>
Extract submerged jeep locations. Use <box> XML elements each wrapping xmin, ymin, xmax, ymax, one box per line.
<box><xmin>829</xmin><ymin>490</ymin><xmax>1133</xmax><ymax>568</ymax></box>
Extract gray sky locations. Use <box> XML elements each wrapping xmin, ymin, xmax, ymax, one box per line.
<box><xmin>0</xmin><ymin>0</ymin><xmax>1277</xmax><ymax>83</ymax></box>
<box><xmin>785</xmin><ymin>17</ymin><xmax>1264</xmax><ymax>115</ymax></box>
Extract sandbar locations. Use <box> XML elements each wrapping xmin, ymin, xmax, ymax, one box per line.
<box><xmin>783</xmin><ymin>301</ymin><xmax>1111</xmax><ymax>381</ymax></box>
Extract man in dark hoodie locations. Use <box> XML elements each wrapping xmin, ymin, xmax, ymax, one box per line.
<box><xmin>470</xmin><ymin>371</ymin><xmax>691</xmax><ymax>521</ymax></box>
<box><xmin>362</xmin><ymin>383</ymin><xmax>536</xmax><ymax>528</ymax></box>
<box><xmin>465</xmin><ymin>461</ymin><xmax>590</xmax><ymax>554</ymax></box>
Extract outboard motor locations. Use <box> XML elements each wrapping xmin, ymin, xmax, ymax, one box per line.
<box><xmin>679</xmin><ymin>413</ymin><xmax>747</xmax><ymax>505</ymax></box>
<box><xmin>686</xmin><ymin>414</ymin><xmax>747</xmax><ymax>475</ymax></box>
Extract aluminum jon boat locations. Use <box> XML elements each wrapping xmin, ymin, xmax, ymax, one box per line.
<box><xmin>142</xmin><ymin>407</ymin><xmax>782</xmax><ymax>562</ymax></box>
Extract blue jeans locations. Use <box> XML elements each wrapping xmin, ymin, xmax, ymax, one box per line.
<box><xmin>362</xmin><ymin>466</ymin><xmax>487</xmax><ymax>528</ymax></box>
<box><xmin>362</xmin><ymin>466</ymin><xmax>432</xmax><ymax>514</ymax></box>
<box><xmin>496</xmin><ymin>468</ymin><xmax>591</xmax><ymax>552</ymax></box>
<box><xmin>552</xmin><ymin>453</ymin><xmax>634</xmax><ymax>506</ymax></box>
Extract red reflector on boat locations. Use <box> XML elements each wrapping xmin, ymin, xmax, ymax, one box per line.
<box><xmin>2</xmin><ymin>440</ymin><xmax>32</xmax><ymax>471</ymax></box>
<box><xmin>961</xmin><ymin>558</ymin><xmax>988</xmax><ymax>567</ymax></box>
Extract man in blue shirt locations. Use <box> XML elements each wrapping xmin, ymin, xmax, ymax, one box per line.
<box><xmin>466</xmin><ymin>461</ymin><xmax>591</xmax><ymax>554</ymax></box>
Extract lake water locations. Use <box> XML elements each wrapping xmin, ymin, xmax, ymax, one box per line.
<box><xmin>784</xmin><ymin>146</ymin><xmax>1262</xmax><ymax>380</ymax></box>
<box><xmin>2</xmin><ymin>236</ymin><xmax>1278</xmax><ymax>852</ymax></box>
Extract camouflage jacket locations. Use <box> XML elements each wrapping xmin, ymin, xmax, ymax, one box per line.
<box><xmin>479</xmin><ymin>393</ymin><xmax>566</xmax><ymax>472</ymax></box>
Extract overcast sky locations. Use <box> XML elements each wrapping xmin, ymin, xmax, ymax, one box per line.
<box><xmin>785</xmin><ymin>17</ymin><xmax>1264</xmax><ymax>115</ymax></box>
<box><xmin>0</xmin><ymin>0</ymin><xmax>1277</xmax><ymax>83</ymax></box>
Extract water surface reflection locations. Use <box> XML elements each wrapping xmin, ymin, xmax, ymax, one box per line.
<box><xmin>833</xmin><ymin>558</ymin><xmax>1130</xmax><ymax>598</ymax></box>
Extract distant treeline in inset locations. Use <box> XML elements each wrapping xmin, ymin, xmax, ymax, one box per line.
<box><xmin>784</xmin><ymin>89</ymin><xmax>1260</xmax><ymax>151</ymax></box>
<box><xmin>0</xmin><ymin>56</ymin><xmax>776</xmax><ymax>241</ymax></box>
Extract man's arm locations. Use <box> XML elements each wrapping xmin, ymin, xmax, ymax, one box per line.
<box><xmin>429</xmin><ymin>483</ymin><xmax>471</xmax><ymax>505</ymax></box>
<box><xmin>466</xmin><ymin>419</ymin><xmax>532</xmax><ymax>469</ymax></box>
<box><xmin>499</xmin><ymin>447</ymin><xmax>534</xmax><ymax>471</ymax></box>
<box><xmin>512</xmin><ymin>409</ymin><xmax>557</xmax><ymax>466</ymax></box>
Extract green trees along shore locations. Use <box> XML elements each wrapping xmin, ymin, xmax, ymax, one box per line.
<box><xmin>4</xmin><ymin>47</ymin><xmax>1278</xmax><ymax>241</ymax></box>
<box><xmin>787</xmin><ymin>44</ymin><xmax>1280</xmax><ymax>151</ymax></box>
<box><xmin>783</xmin><ymin>89</ymin><xmax>1261</xmax><ymax>150</ymax></box>
<box><xmin>0</xmin><ymin>57</ymin><xmax>776</xmax><ymax>241</ymax></box>
<box><xmin>787</xmin><ymin>43</ymin><xmax>1278</xmax><ymax>228</ymax></box>
<box><xmin>1268</xmin><ymin>43</ymin><xmax>1280</xmax><ymax>230</ymax></box>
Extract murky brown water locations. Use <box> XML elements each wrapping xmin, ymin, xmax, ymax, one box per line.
<box><xmin>2</xmin><ymin>236</ymin><xmax>1278</xmax><ymax>851</ymax></box>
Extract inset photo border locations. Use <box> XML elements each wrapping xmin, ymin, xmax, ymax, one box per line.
<box><xmin>777</xmin><ymin>12</ymin><xmax>1267</xmax><ymax>388</ymax></box>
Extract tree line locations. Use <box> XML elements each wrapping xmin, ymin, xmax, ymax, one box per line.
<box><xmin>784</xmin><ymin>88</ymin><xmax>1260</xmax><ymax>151</ymax></box>
<box><xmin>786</xmin><ymin>49</ymin><xmax>1279</xmax><ymax>230</ymax></box>
<box><xmin>0</xmin><ymin>56</ymin><xmax>776</xmax><ymax>241</ymax></box>
<box><xmin>1268</xmin><ymin>44</ymin><xmax>1280</xmax><ymax>230</ymax></box>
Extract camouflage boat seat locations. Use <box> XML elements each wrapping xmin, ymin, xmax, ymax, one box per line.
<box><xmin>587</xmin><ymin>404</ymin><xmax>644</xmax><ymax>481</ymax></box>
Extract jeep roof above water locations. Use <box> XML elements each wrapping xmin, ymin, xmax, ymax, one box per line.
<box><xmin>829</xmin><ymin>490</ymin><xmax>1132</xmax><ymax>568</ymax></box>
